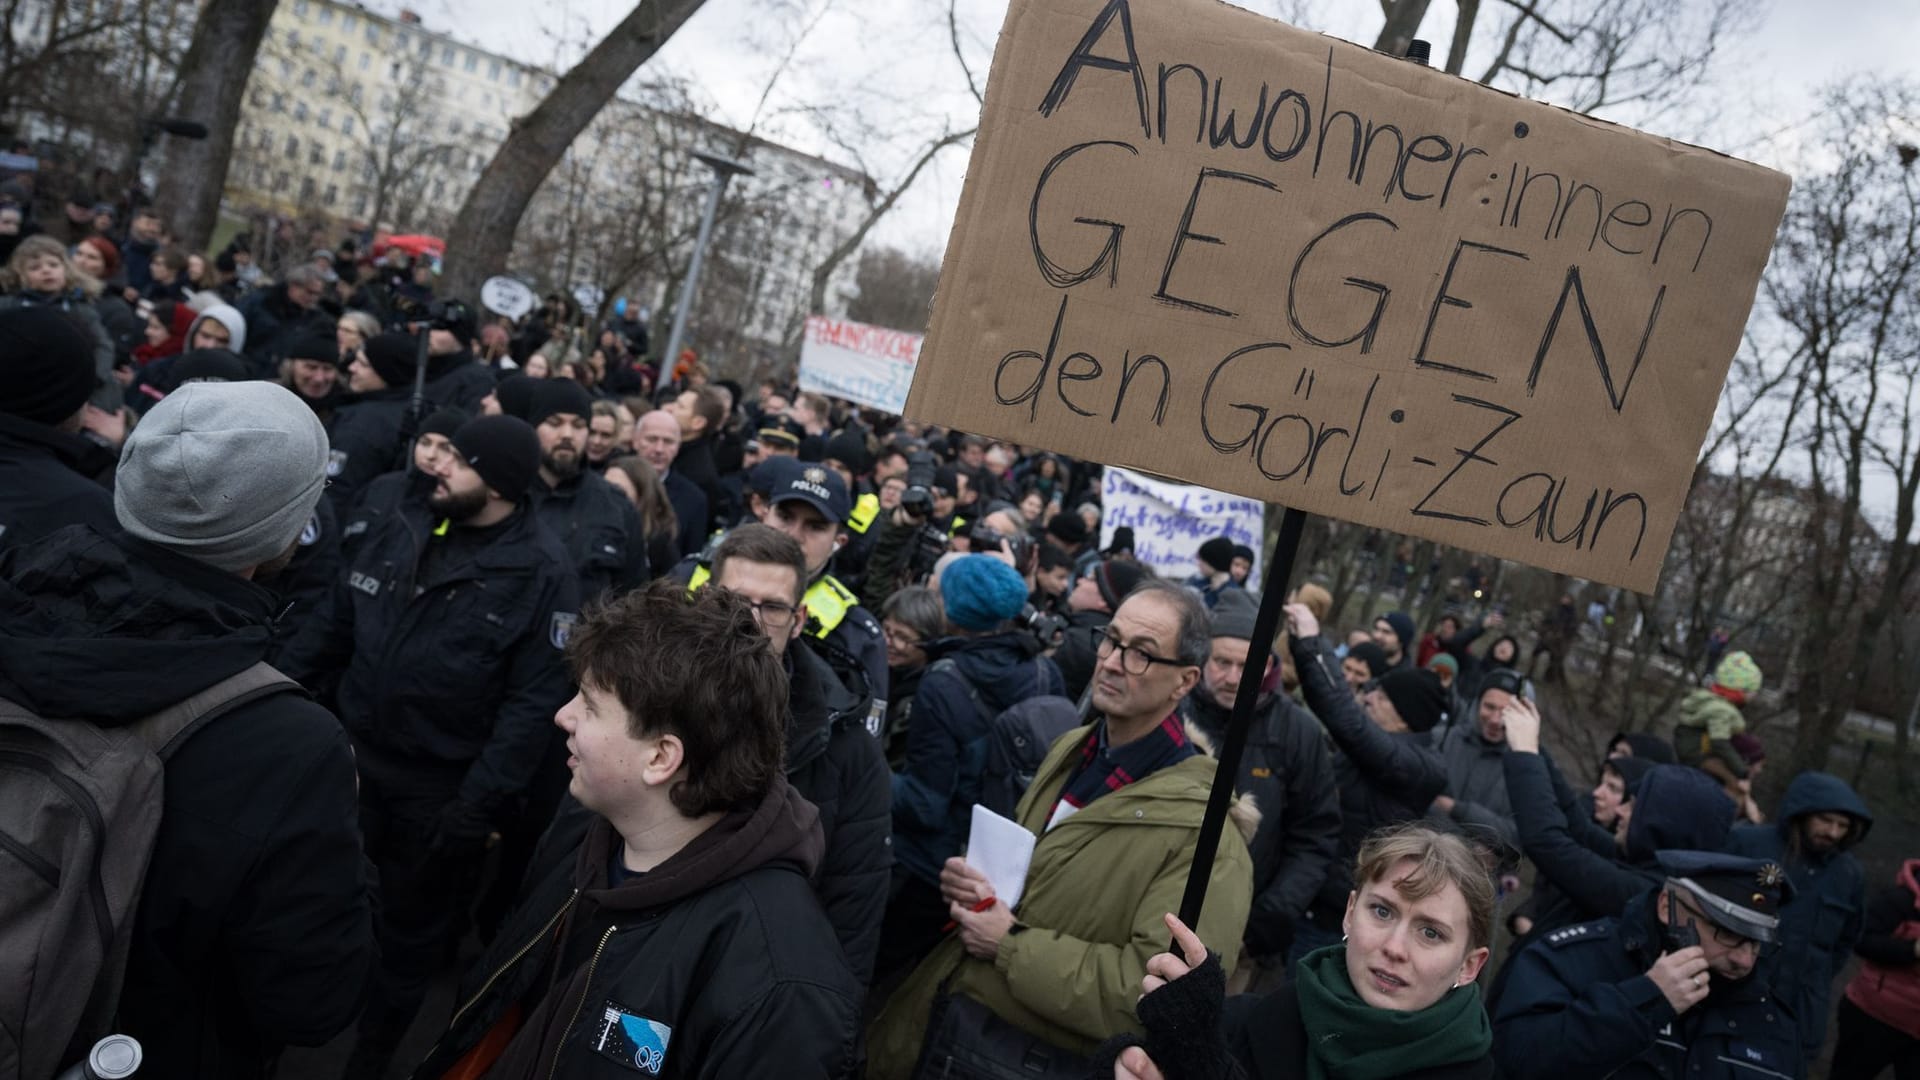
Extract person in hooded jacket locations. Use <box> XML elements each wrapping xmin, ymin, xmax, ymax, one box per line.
<box><xmin>0</xmin><ymin>307</ymin><xmax>120</xmax><ymax>553</ymax></box>
<box><xmin>1178</xmin><ymin>588</ymin><xmax>1340</xmax><ymax>987</ymax></box>
<box><xmin>0</xmin><ymin>382</ymin><xmax>375</xmax><ymax>1079</ymax></box>
<box><xmin>322</xmin><ymin>331</ymin><xmax>424</xmax><ymax>512</ymax></box>
<box><xmin>235</xmin><ymin>265</ymin><xmax>326</xmax><ymax>375</ymax></box>
<box><xmin>1832</xmin><ymin>857</ymin><xmax>1920</xmax><ymax>1080</ymax></box>
<box><xmin>412</xmin><ymin>583</ymin><xmax>863</xmax><ymax>1080</ymax></box>
<box><xmin>876</xmin><ymin>554</ymin><xmax>1067</xmax><ymax>985</ymax></box>
<box><xmin>1726</xmin><ymin>770</ymin><xmax>1873</xmax><ymax>1060</ymax></box>
<box><xmin>1429</xmin><ymin>668</ymin><xmax>1530</xmax><ymax>854</ymax></box>
<box><xmin>127</xmin><ymin>303</ymin><xmax>248</xmax><ymax>414</ymax></box>
<box><xmin>1499</xmin><ymin>695</ymin><xmax>1736</xmax><ymax>942</ymax></box>
<box><xmin>421</xmin><ymin>306</ymin><xmax>497</xmax><ymax>414</ymax></box>
<box><xmin>1286</xmin><ymin>603</ymin><xmax>1451</xmax><ymax>966</ymax></box>
<box><xmin>703</xmin><ymin>524</ymin><xmax>893</xmax><ymax>990</ymax></box>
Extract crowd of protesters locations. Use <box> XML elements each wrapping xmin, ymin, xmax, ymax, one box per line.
<box><xmin>0</xmin><ymin>192</ymin><xmax>1911</xmax><ymax>1080</ymax></box>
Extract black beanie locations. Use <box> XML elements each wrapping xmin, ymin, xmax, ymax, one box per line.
<box><xmin>1347</xmin><ymin>641</ymin><xmax>1390</xmax><ymax>679</ymax></box>
<box><xmin>823</xmin><ymin>430</ymin><xmax>871</xmax><ymax>475</ymax></box>
<box><xmin>363</xmin><ymin>332</ymin><xmax>418</xmax><ymax>389</ymax></box>
<box><xmin>1197</xmin><ymin>536</ymin><xmax>1235</xmax><ymax>574</ymax></box>
<box><xmin>1047</xmin><ymin>512</ymin><xmax>1088</xmax><ymax>546</ymax></box>
<box><xmin>0</xmin><ymin>307</ymin><xmax>98</xmax><ymax>424</ymax></box>
<box><xmin>170</xmin><ymin>348</ymin><xmax>251</xmax><ymax>385</ymax></box>
<box><xmin>1094</xmin><ymin>558</ymin><xmax>1146</xmax><ymax>611</ymax></box>
<box><xmin>1377</xmin><ymin>668</ymin><xmax>1447</xmax><ymax>734</ymax></box>
<box><xmin>451</xmin><ymin>415</ymin><xmax>540</xmax><ymax>504</ymax></box>
<box><xmin>286</xmin><ymin>331</ymin><xmax>340</xmax><ymax>364</ymax></box>
<box><xmin>419</xmin><ymin>406</ymin><xmax>470</xmax><ymax>441</ymax></box>
<box><xmin>528</xmin><ymin>379</ymin><xmax>594</xmax><ymax>427</ymax></box>
<box><xmin>494</xmin><ymin>373</ymin><xmax>537</xmax><ymax>420</ymax></box>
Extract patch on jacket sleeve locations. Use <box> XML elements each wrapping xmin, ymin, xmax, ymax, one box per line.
<box><xmin>327</xmin><ymin>449</ymin><xmax>348</xmax><ymax>478</ymax></box>
<box><xmin>550</xmin><ymin>612</ymin><xmax>578</xmax><ymax>649</ymax></box>
<box><xmin>592</xmin><ymin>1000</ymin><xmax>671</xmax><ymax>1074</ymax></box>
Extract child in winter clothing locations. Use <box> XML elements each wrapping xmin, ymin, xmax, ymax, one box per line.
<box><xmin>1673</xmin><ymin>651</ymin><xmax>1761</xmax><ymax>803</ymax></box>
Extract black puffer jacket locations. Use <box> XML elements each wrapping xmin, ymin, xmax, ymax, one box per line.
<box><xmin>321</xmin><ymin>388</ymin><xmax>412</xmax><ymax>513</ymax></box>
<box><xmin>1290</xmin><ymin>634</ymin><xmax>1448</xmax><ymax>923</ymax></box>
<box><xmin>1180</xmin><ymin>681</ymin><xmax>1341</xmax><ymax>957</ymax></box>
<box><xmin>412</xmin><ymin>781</ymin><xmax>861</xmax><ymax>1079</ymax></box>
<box><xmin>787</xmin><ymin>637</ymin><xmax>892</xmax><ymax>988</ymax></box>
<box><xmin>0</xmin><ymin>526</ymin><xmax>375</xmax><ymax>1080</ymax></box>
<box><xmin>0</xmin><ymin>410</ymin><xmax>116</xmax><ymax>554</ymax></box>
<box><xmin>532</xmin><ymin>469</ymin><xmax>650</xmax><ymax>601</ymax></box>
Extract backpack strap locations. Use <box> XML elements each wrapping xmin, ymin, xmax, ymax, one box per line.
<box><xmin>134</xmin><ymin>662</ymin><xmax>304</xmax><ymax>760</ymax></box>
<box><xmin>929</xmin><ymin>657</ymin><xmax>988</xmax><ymax>720</ymax></box>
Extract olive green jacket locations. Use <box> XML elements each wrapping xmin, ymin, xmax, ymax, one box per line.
<box><xmin>866</xmin><ymin>722</ymin><xmax>1256</xmax><ymax>1078</ymax></box>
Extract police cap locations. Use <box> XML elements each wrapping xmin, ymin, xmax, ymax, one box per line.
<box><xmin>1659</xmin><ymin>850</ymin><xmax>1795</xmax><ymax>945</ymax></box>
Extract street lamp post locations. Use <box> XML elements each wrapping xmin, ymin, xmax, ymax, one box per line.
<box><xmin>662</xmin><ymin>150</ymin><xmax>754</xmax><ymax>377</ymax></box>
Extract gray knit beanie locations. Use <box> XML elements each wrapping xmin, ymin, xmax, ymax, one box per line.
<box><xmin>115</xmin><ymin>382</ymin><xmax>330</xmax><ymax>572</ymax></box>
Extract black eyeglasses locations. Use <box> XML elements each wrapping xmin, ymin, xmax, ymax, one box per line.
<box><xmin>1096</xmin><ymin>627</ymin><xmax>1189</xmax><ymax>676</ymax></box>
<box><xmin>1673</xmin><ymin>896</ymin><xmax>1762</xmax><ymax>951</ymax></box>
<box><xmin>744</xmin><ymin>599</ymin><xmax>799</xmax><ymax>630</ymax></box>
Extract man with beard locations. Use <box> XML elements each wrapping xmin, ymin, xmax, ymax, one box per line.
<box><xmin>1178</xmin><ymin>587</ymin><xmax>1339</xmax><ymax>990</ymax></box>
<box><xmin>527</xmin><ymin>380</ymin><xmax>649</xmax><ymax>599</ymax></box>
<box><xmin>1727</xmin><ymin>771</ymin><xmax>1873</xmax><ymax>1060</ymax></box>
<box><xmin>275</xmin><ymin>414</ymin><xmax>577</xmax><ymax>1078</ymax></box>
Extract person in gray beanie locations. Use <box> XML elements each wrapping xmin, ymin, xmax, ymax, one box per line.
<box><xmin>275</xmin><ymin>411</ymin><xmax>579</xmax><ymax>1079</ymax></box>
<box><xmin>1178</xmin><ymin>586</ymin><xmax>1339</xmax><ymax>987</ymax></box>
<box><xmin>0</xmin><ymin>379</ymin><xmax>376</xmax><ymax>1077</ymax></box>
<box><xmin>116</xmin><ymin>381</ymin><xmax>330</xmax><ymax>572</ymax></box>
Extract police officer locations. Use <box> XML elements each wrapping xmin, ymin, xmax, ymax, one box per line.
<box><xmin>824</xmin><ymin>429</ymin><xmax>880</xmax><ymax>584</ymax></box>
<box><xmin>525</xmin><ymin>379</ymin><xmax>649</xmax><ymax>599</ymax></box>
<box><xmin>335</xmin><ymin>405</ymin><xmax>467</xmax><ymax>564</ymax></box>
<box><xmin>1494</xmin><ymin>850</ymin><xmax>1804</xmax><ymax>1080</ymax></box>
<box><xmin>275</xmin><ymin>414</ymin><xmax>579</xmax><ymax>1077</ymax></box>
<box><xmin>324</xmin><ymin>330</ymin><xmax>420</xmax><ymax>511</ymax></box>
<box><xmin>690</xmin><ymin>456</ymin><xmax>889</xmax><ymax>702</ymax></box>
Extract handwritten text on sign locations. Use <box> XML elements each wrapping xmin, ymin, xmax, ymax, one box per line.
<box><xmin>905</xmin><ymin>0</ymin><xmax>1791</xmax><ymax>591</ymax></box>
<box><xmin>800</xmin><ymin>316</ymin><xmax>923</xmax><ymax>415</ymax></box>
<box><xmin>1103</xmin><ymin>468</ymin><xmax>1263</xmax><ymax>591</ymax></box>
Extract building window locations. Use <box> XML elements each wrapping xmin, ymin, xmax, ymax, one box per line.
<box><xmin>358</xmin><ymin>51</ymin><xmax>370</xmax><ymax>71</ymax></box>
<box><xmin>317</xmin><ymin>107</ymin><xmax>331</xmax><ymax>129</ymax></box>
<box><xmin>294</xmin><ymin>101</ymin><xmax>308</xmax><ymax>122</ymax></box>
<box><xmin>301</xmin><ymin>177</ymin><xmax>316</xmax><ymax>201</ymax></box>
<box><xmin>277</xmin><ymin>171</ymin><xmax>292</xmax><ymax>192</ymax></box>
<box><xmin>333</xmin><ymin>149</ymin><xmax>346</xmax><ymax>170</ymax></box>
<box><xmin>335</xmin><ymin>44</ymin><xmax>346</xmax><ymax>63</ymax></box>
<box><xmin>488</xmin><ymin>60</ymin><xmax>500</xmax><ymax>81</ymax></box>
<box><xmin>464</xmin><ymin>51</ymin><xmax>477</xmax><ymax>73</ymax></box>
<box><xmin>450</xmin><ymin>118</ymin><xmax>463</xmax><ymax>135</ymax></box>
<box><xmin>293</xmin><ymin>0</ymin><xmax>309</xmax><ymax>16</ymax></box>
<box><xmin>365</xmin><ymin>23</ymin><xmax>380</xmax><ymax>46</ymax></box>
<box><xmin>325</xmin><ymin>184</ymin><xmax>339</xmax><ymax>206</ymax></box>
<box><xmin>309</xmin><ymin>143</ymin><xmax>324</xmax><ymax>166</ymax></box>
<box><xmin>287</xmin><ymin>29</ymin><xmax>301</xmax><ymax>48</ymax></box>
<box><xmin>272</xmin><ymin>92</ymin><xmax>287</xmax><ymax>113</ymax></box>
<box><xmin>342</xmin><ymin>13</ymin><xmax>357</xmax><ymax>35</ymax></box>
<box><xmin>441</xmin><ymin>44</ymin><xmax>454</xmax><ymax>65</ymax></box>
<box><xmin>285</xmin><ymin>136</ymin><xmax>300</xmax><ymax>159</ymax></box>
<box><xmin>418</xmin><ymin>35</ymin><xmax>431</xmax><ymax>55</ymax></box>
<box><xmin>341</xmin><ymin>116</ymin><xmax>355</xmax><ymax>136</ymax></box>
<box><xmin>508</xmin><ymin>68</ymin><xmax>522</xmax><ymax>87</ymax></box>
<box><xmin>317</xmin><ymin>6</ymin><xmax>332</xmax><ymax>25</ymax></box>
<box><xmin>300</xmin><ymin>68</ymin><xmax>315</xmax><ymax>88</ymax></box>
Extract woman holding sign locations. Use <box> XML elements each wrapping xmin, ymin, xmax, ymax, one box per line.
<box><xmin>1100</xmin><ymin>824</ymin><xmax>1497</xmax><ymax>1080</ymax></box>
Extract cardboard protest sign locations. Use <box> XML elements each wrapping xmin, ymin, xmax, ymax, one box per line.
<box><xmin>801</xmin><ymin>316</ymin><xmax>922</xmax><ymax>415</ymax></box>
<box><xmin>907</xmin><ymin>0</ymin><xmax>1791</xmax><ymax>591</ymax></box>
<box><xmin>1102</xmin><ymin>467</ymin><xmax>1263</xmax><ymax>590</ymax></box>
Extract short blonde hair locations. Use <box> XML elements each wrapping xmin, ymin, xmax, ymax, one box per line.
<box><xmin>1353</xmin><ymin>824</ymin><xmax>1496</xmax><ymax>950</ymax></box>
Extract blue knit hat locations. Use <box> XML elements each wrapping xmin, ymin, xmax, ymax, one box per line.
<box><xmin>942</xmin><ymin>555</ymin><xmax>1030</xmax><ymax>632</ymax></box>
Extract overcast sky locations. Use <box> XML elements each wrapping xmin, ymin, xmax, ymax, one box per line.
<box><xmin>388</xmin><ymin>0</ymin><xmax>1920</xmax><ymax>255</ymax></box>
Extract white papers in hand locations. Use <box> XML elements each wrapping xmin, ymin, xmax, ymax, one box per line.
<box><xmin>965</xmin><ymin>804</ymin><xmax>1037</xmax><ymax>912</ymax></box>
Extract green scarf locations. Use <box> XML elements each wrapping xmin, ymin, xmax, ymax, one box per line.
<box><xmin>1293</xmin><ymin>944</ymin><xmax>1492</xmax><ymax>1080</ymax></box>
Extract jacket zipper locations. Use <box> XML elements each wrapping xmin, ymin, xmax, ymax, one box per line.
<box><xmin>547</xmin><ymin>924</ymin><xmax>617</xmax><ymax>1080</ymax></box>
<box><xmin>442</xmin><ymin>889</ymin><xmax>579</xmax><ymax>1035</ymax></box>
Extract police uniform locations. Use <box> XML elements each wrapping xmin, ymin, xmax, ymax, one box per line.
<box><xmin>530</xmin><ymin>469</ymin><xmax>649</xmax><ymax>600</ymax></box>
<box><xmin>1494</xmin><ymin>851</ymin><xmax>1804</xmax><ymax>1080</ymax></box>
<box><xmin>688</xmin><ymin>457</ymin><xmax>890</xmax><ymax>710</ymax></box>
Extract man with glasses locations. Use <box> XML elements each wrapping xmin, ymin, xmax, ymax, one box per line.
<box><xmin>867</xmin><ymin>580</ymin><xmax>1255</xmax><ymax>1079</ymax></box>
<box><xmin>235</xmin><ymin>264</ymin><xmax>328</xmax><ymax>376</ymax></box>
<box><xmin>1495</xmin><ymin>850</ymin><xmax>1804</xmax><ymax>1080</ymax></box>
<box><xmin>706</xmin><ymin>523</ymin><xmax>891</xmax><ymax>991</ymax></box>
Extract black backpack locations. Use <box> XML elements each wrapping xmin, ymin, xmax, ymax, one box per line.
<box><xmin>926</xmin><ymin>658</ymin><xmax>1080</xmax><ymax>820</ymax></box>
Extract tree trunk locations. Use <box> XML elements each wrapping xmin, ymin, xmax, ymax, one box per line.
<box><xmin>441</xmin><ymin>0</ymin><xmax>710</xmax><ymax>305</ymax></box>
<box><xmin>1373</xmin><ymin>0</ymin><xmax>1435</xmax><ymax>58</ymax></box>
<box><xmin>149</xmin><ymin>0</ymin><xmax>278</xmax><ymax>249</ymax></box>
